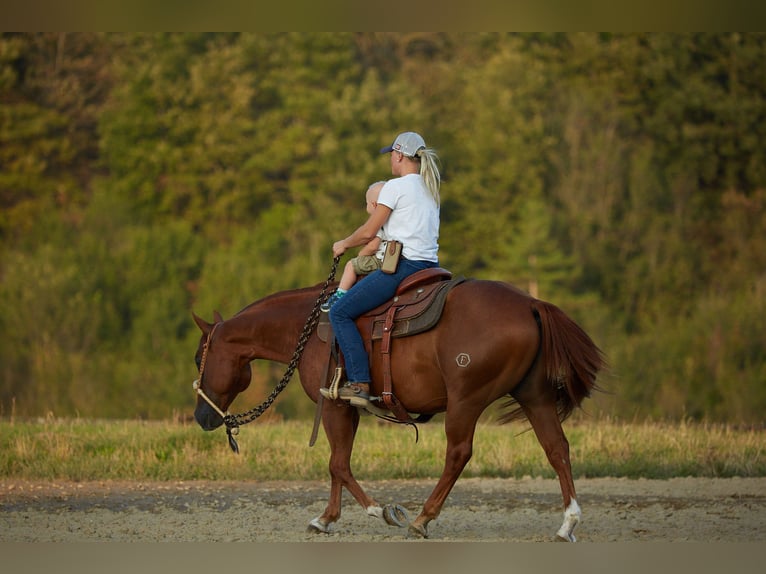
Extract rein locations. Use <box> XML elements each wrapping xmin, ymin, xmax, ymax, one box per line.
<box><xmin>194</xmin><ymin>257</ymin><xmax>340</xmax><ymax>453</ymax></box>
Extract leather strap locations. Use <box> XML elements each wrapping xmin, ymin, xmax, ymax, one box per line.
<box><xmin>380</xmin><ymin>305</ymin><xmax>415</xmax><ymax>423</ymax></box>
<box><xmin>309</xmin><ymin>333</ymin><xmax>336</xmax><ymax>447</ymax></box>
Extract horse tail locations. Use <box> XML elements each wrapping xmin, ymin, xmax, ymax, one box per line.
<box><xmin>532</xmin><ymin>299</ymin><xmax>606</xmax><ymax>422</ymax></box>
<box><xmin>501</xmin><ymin>299</ymin><xmax>606</xmax><ymax>424</ymax></box>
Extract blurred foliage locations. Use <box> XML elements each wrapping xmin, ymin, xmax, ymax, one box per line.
<box><xmin>1</xmin><ymin>33</ymin><xmax>764</xmax><ymax>423</ymax></box>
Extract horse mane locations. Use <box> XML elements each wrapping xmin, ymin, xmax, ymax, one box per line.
<box><xmin>233</xmin><ymin>282</ymin><xmax>330</xmax><ymax>318</ymax></box>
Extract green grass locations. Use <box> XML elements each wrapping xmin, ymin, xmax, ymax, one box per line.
<box><xmin>1</xmin><ymin>416</ymin><xmax>763</xmax><ymax>481</ymax></box>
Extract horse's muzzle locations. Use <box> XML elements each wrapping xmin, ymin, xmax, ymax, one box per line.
<box><xmin>194</xmin><ymin>403</ymin><xmax>225</xmax><ymax>431</ymax></box>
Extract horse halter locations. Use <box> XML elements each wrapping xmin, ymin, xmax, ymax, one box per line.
<box><xmin>192</xmin><ymin>322</ymin><xmax>242</xmax><ymax>453</ymax></box>
<box><xmin>192</xmin><ymin>323</ymin><xmax>234</xmax><ymax>423</ymax></box>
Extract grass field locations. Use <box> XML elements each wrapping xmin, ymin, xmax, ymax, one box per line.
<box><xmin>1</xmin><ymin>416</ymin><xmax>763</xmax><ymax>481</ymax></box>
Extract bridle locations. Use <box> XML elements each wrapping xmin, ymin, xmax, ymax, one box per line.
<box><xmin>193</xmin><ymin>256</ymin><xmax>339</xmax><ymax>453</ymax></box>
<box><xmin>192</xmin><ymin>322</ymin><xmax>227</xmax><ymax>419</ymax></box>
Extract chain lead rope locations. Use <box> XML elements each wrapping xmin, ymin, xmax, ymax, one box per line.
<box><xmin>223</xmin><ymin>256</ymin><xmax>340</xmax><ymax>449</ymax></box>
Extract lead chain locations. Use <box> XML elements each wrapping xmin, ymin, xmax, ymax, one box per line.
<box><xmin>223</xmin><ymin>256</ymin><xmax>340</xmax><ymax>431</ymax></box>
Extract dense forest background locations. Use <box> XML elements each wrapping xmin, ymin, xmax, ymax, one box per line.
<box><xmin>1</xmin><ymin>33</ymin><xmax>764</xmax><ymax>423</ymax></box>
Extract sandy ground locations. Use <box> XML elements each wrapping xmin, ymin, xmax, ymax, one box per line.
<box><xmin>1</xmin><ymin>476</ymin><xmax>764</xmax><ymax>542</ymax></box>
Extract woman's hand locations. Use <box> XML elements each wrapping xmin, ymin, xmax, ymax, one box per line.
<box><xmin>332</xmin><ymin>240</ymin><xmax>347</xmax><ymax>257</ymax></box>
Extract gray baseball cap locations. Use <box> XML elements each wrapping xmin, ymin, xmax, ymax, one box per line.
<box><xmin>380</xmin><ymin>131</ymin><xmax>426</xmax><ymax>157</ymax></box>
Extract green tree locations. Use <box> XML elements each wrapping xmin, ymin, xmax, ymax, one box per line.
<box><xmin>2</xmin><ymin>33</ymin><xmax>766</xmax><ymax>423</ymax></box>
<box><xmin>0</xmin><ymin>33</ymin><xmax>114</xmax><ymax>247</ymax></box>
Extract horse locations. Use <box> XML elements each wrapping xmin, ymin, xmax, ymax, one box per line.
<box><xmin>191</xmin><ymin>272</ymin><xmax>605</xmax><ymax>541</ymax></box>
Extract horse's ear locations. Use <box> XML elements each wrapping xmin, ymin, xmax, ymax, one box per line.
<box><xmin>213</xmin><ymin>310</ymin><xmax>224</xmax><ymax>323</ymax></box>
<box><xmin>192</xmin><ymin>312</ymin><xmax>212</xmax><ymax>335</ymax></box>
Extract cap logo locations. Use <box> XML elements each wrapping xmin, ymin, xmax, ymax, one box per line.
<box><xmin>393</xmin><ymin>143</ymin><xmax>402</xmax><ymax>151</ymax></box>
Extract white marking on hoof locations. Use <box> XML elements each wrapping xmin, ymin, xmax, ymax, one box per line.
<box><xmin>556</xmin><ymin>499</ymin><xmax>581</xmax><ymax>542</ymax></box>
<box><xmin>308</xmin><ymin>517</ymin><xmax>333</xmax><ymax>533</ymax></box>
<box><xmin>367</xmin><ymin>506</ymin><xmax>384</xmax><ymax>520</ymax></box>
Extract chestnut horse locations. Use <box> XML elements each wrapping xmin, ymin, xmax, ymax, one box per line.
<box><xmin>191</xmin><ymin>276</ymin><xmax>605</xmax><ymax>541</ymax></box>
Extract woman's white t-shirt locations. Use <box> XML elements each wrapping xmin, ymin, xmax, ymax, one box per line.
<box><xmin>377</xmin><ymin>173</ymin><xmax>439</xmax><ymax>263</ymax></box>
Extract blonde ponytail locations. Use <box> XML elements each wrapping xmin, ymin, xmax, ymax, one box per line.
<box><xmin>415</xmin><ymin>147</ymin><xmax>441</xmax><ymax>206</ymax></box>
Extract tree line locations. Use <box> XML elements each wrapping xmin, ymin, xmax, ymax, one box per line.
<box><xmin>1</xmin><ymin>33</ymin><xmax>764</xmax><ymax>422</ymax></box>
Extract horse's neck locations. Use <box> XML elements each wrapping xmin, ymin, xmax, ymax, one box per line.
<box><xmin>233</xmin><ymin>287</ymin><xmax>317</xmax><ymax>364</ymax></box>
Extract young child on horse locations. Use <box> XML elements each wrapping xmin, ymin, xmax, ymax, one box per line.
<box><xmin>321</xmin><ymin>181</ymin><xmax>387</xmax><ymax>312</ymax></box>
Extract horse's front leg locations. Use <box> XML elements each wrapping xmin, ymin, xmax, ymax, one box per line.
<box><xmin>309</xmin><ymin>404</ymin><xmax>402</xmax><ymax>533</ymax></box>
<box><xmin>307</xmin><ymin>473</ymin><xmax>343</xmax><ymax>533</ymax></box>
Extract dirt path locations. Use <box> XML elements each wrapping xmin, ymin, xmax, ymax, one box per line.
<box><xmin>1</xmin><ymin>477</ymin><xmax>764</xmax><ymax>542</ymax></box>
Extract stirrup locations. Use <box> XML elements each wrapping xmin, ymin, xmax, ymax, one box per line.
<box><xmin>319</xmin><ymin>367</ymin><xmax>343</xmax><ymax>400</ymax></box>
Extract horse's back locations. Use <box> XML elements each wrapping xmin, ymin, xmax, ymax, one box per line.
<box><xmin>445</xmin><ymin>279</ymin><xmax>539</xmax><ymax>329</ymax></box>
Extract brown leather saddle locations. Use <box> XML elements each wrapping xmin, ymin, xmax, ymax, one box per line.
<box><xmin>317</xmin><ymin>267</ymin><xmax>466</xmax><ymax>423</ymax></box>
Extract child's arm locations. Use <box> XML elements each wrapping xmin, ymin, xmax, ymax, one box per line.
<box><xmin>357</xmin><ymin>236</ymin><xmax>381</xmax><ymax>257</ymax></box>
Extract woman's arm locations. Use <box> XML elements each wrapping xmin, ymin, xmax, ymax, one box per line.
<box><xmin>333</xmin><ymin>204</ymin><xmax>392</xmax><ymax>257</ymax></box>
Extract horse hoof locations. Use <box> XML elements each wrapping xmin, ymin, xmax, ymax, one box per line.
<box><xmin>555</xmin><ymin>531</ymin><xmax>576</xmax><ymax>542</ymax></box>
<box><xmin>307</xmin><ymin>517</ymin><xmax>333</xmax><ymax>534</ymax></box>
<box><xmin>382</xmin><ymin>504</ymin><xmax>409</xmax><ymax>528</ymax></box>
<box><xmin>408</xmin><ymin>523</ymin><xmax>428</xmax><ymax>539</ymax></box>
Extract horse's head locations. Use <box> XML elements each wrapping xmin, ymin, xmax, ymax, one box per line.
<box><xmin>192</xmin><ymin>312</ymin><xmax>252</xmax><ymax>431</ymax></box>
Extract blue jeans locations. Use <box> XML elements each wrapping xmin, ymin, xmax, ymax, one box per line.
<box><xmin>328</xmin><ymin>258</ymin><xmax>438</xmax><ymax>383</ymax></box>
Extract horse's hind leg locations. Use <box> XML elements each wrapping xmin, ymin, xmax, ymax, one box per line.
<box><xmin>520</xmin><ymin>400</ymin><xmax>581</xmax><ymax>542</ymax></box>
<box><xmin>409</xmin><ymin>404</ymin><xmax>483</xmax><ymax>538</ymax></box>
